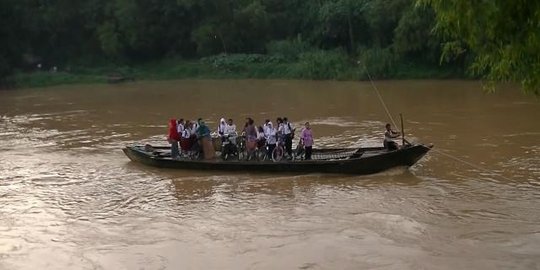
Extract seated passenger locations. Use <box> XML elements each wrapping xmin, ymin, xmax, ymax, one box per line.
<box><xmin>384</xmin><ymin>123</ymin><xmax>401</xmax><ymax>151</ymax></box>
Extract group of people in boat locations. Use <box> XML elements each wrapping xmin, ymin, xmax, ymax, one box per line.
<box><xmin>167</xmin><ymin>117</ymin><xmax>315</xmax><ymax>161</ymax></box>
<box><xmin>167</xmin><ymin>117</ymin><xmax>402</xmax><ymax>161</ymax></box>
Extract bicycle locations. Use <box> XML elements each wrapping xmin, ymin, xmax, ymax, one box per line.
<box><xmin>220</xmin><ymin>133</ymin><xmax>239</xmax><ymax>161</ymax></box>
<box><xmin>236</xmin><ymin>134</ymin><xmax>247</xmax><ymax>160</ymax></box>
<box><xmin>254</xmin><ymin>139</ymin><xmax>268</xmax><ymax>161</ymax></box>
<box><xmin>271</xmin><ymin>136</ymin><xmax>288</xmax><ymax>162</ymax></box>
<box><xmin>293</xmin><ymin>142</ymin><xmax>305</xmax><ymax>160</ymax></box>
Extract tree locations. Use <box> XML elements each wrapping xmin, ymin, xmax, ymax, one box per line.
<box><xmin>419</xmin><ymin>0</ymin><xmax>540</xmax><ymax>94</ymax></box>
<box><xmin>317</xmin><ymin>0</ymin><xmax>368</xmax><ymax>52</ymax></box>
<box><xmin>393</xmin><ymin>5</ymin><xmax>439</xmax><ymax>63</ymax></box>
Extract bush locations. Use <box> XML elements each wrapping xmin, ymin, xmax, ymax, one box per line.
<box><xmin>200</xmin><ymin>53</ymin><xmax>285</xmax><ymax>72</ymax></box>
<box><xmin>357</xmin><ymin>47</ymin><xmax>397</xmax><ymax>79</ymax></box>
<box><xmin>294</xmin><ymin>49</ymin><xmax>352</xmax><ymax>80</ymax></box>
<box><xmin>266</xmin><ymin>39</ymin><xmax>311</xmax><ymax>61</ymax></box>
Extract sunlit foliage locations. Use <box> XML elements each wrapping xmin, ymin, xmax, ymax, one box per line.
<box><xmin>419</xmin><ymin>0</ymin><xmax>540</xmax><ymax>94</ymax></box>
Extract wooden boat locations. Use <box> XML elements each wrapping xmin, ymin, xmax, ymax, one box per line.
<box><xmin>123</xmin><ymin>143</ymin><xmax>432</xmax><ymax>175</ymax></box>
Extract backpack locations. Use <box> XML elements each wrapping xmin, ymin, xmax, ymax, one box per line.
<box><xmin>288</xmin><ymin>123</ymin><xmax>295</xmax><ymax>139</ymax></box>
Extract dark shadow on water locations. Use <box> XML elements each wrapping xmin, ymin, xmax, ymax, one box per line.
<box><xmin>123</xmin><ymin>160</ymin><xmax>426</xmax><ymax>203</ymax></box>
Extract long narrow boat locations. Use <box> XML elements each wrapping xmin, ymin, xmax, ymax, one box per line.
<box><xmin>123</xmin><ymin>143</ymin><xmax>432</xmax><ymax>175</ymax></box>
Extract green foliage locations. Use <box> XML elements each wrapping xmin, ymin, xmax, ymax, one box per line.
<box><xmin>393</xmin><ymin>5</ymin><xmax>439</xmax><ymax>63</ymax></box>
<box><xmin>357</xmin><ymin>47</ymin><xmax>398</xmax><ymax>78</ymax></box>
<box><xmin>97</xmin><ymin>21</ymin><xmax>123</xmax><ymax>56</ymax></box>
<box><xmin>364</xmin><ymin>0</ymin><xmax>411</xmax><ymax>47</ymax></box>
<box><xmin>191</xmin><ymin>23</ymin><xmax>226</xmax><ymax>56</ymax></box>
<box><xmin>419</xmin><ymin>0</ymin><xmax>540</xmax><ymax>94</ymax></box>
<box><xmin>200</xmin><ymin>53</ymin><xmax>285</xmax><ymax>72</ymax></box>
<box><xmin>296</xmin><ymin>49</ymin><xmax>353</xmax><ymax>80</ymax></box>
<box><xmin>266</xmin><ymin>39</ymin><xmax>311</xmax><ymax>61</ymax></box>
<box><xmin>12</xmin><ymin>72</ymin><xmax>105</xmax><ymax>88</ymax></box>
<box><xmin>317</xmin><ymin>0</ymin><xmax>368</xmax><ymax>50</ymax></box>
<box><xmin>4</xmin><ymin>0</ymin><xmax>510</xmax><ymax>88</ymax></box>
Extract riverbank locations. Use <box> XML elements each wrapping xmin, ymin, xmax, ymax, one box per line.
<box><xmin>5</xmin><ymin>54</ymin><xmax>465</xmax><ymax>89</ymax></box>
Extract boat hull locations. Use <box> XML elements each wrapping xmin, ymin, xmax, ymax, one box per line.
<box><xmin>123</xmin><ymin>144</ymin><xmax>431</xmax><ymax>175</ymax></box>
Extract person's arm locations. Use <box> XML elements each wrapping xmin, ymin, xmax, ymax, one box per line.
<box><xmin>299</xmin><ymin>129</ymin><xmax>306</xmax><ymax>144</ymax></box>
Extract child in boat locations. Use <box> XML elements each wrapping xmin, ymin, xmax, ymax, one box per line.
<box><xmin>217</xmin><ymin>118</ymin><xmax>227</xmax><ymax>137</ymax></box>
<box><xmin>384</xmin><ymin>123</ymin><xmax>401</xmax><ymax>151</ymax></box>
<box><xmin>180</xmin><ymin>121</ymin><xmax>194</xmax><ymax>156</ymax></box>
<box><xmin>300</xmin><ymin>122</ymin><xmax>314</xmax><ymax>160</ymax></box>
<box><xmin>244</xmin><ymin>118</ymin><xmax>258</xmax><ymax>159</ymax></box>
<box><xmin>224</xmin><ymin>118</ymin><xmax>237</xmax><ymax>136</ymax></box>
<box><xmin>264</xmin><ymin>122</ymin><xmax>277</xmax><ymax>159</ymax></box>
<box><xmin>176</xmin><ymin>118</ymin><xmax>185</xmax><ymax>155</ymax></box>
<box><xmin>256</xmin><ymin>126</ymin><xmax>266</xmax><ymax>149</ymax></box>
<box><xmin>283</xmin><ymin>117</ymin><xmax>294</xmax><ymax>157</ymax></box>
<box><xmin>168</xmin><ymin>119</ymin><xmax>181</xmax><ymax>159</ymax></box>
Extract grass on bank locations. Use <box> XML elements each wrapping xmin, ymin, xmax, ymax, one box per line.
<box><xmin>6</xmin><ymin>50</ymin><xmax>465</xmax><ymax>89</ymax></box>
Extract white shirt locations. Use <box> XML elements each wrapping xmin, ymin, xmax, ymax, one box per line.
<box><xmin>224</xmin><ymin>124</ymin><xmax>237</xmax><ymax>135</ymax></box>
<box><xmin>283</xmin><ymin>122</ymin><xmax>293</xmax><ymax>135</ymax></box>
<box><xmin>182</xmin><ymin>128</ymin><xmax>191</xmax><ymax>139</ymax></box>
<box><xmin>384</xmin><ymin>130</ymin><xmax>399</xmax><ymax>142</ymax></box>
<box><xmin>265</xmin><ymin>126</ymin><xmax>277</xmax><ymax>145</ymax></box>
<box><xmin>257</xmin><ymin>130</ymin><xmax>265</xmax><ymax>140</ymax></box>
<box><xmin>191</xmin><ymin>123</ymin><xmax>199</xmax><ymax>136</ymax></box>
<box><xmin>217</xmin><ymin>119</ymin><xmax>226</xmax><ymax>135</ymax></box>
<box><xmin>177</xmin><ymin>123</ymin><xmax>184</xmax><ymax>134</ymax></box>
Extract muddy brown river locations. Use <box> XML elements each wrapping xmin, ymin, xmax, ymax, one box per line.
<box><xmin>0</xmin><ymin>80</ymin><xmax>539</xmax><ymax>269</ymax></box>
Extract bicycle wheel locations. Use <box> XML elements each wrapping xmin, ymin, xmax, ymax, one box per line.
<box><xmin>254</xmin><ymin>148</ymin><xmax>266</xmax><ymax>161</ymax></box>
<box><xmin>272</xmin><ymin>146</ymin><xmax>284</xmax><ymax>162</ymax></box>
<box><xmin>294</xmin><ymin>145</ymin><xmax>304</xmax><ymax>161</ymax></box>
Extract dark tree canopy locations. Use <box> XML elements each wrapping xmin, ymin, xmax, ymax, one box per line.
<box><xmin>6</xmin><ymin>0</ymin><xmax>535</xmax><ymax>92</ymax></box>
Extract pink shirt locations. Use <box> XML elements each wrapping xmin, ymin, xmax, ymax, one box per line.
<box><xmin>301</xmin><ymin>128</ymin><xmax>313</xmax><ymax>147</ymax></box>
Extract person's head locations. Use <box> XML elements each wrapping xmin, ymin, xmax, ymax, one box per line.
<box><xmin>220</xmin><ymin>118</ymin><xmax>226</xmax><ymax>124</ymax></box>
<box><xmin>385</xmin><ymin>123</ymin><xmax>391</xmax><ymax>131</ymax></box>
<box><xmin>305</xmin><ymin>122</ymin><xmax>310</xmax><ymax>129</ymax></box>
<box><xmin>265</xmin><ymin>119</ymin><xmax>270</xmax><ymax>125</ymax></box>
<box><xmin>169</xmin><ymin>119</ymin><xmax>176</xmax><ymax>127</ymax></box>
<box><xmin>227</xmin><ymin>118</ymin><xmax>233</xmax><ymax>125</ymax></box>
<box><xmin>248</xmin><ymin>118</ymin><xmax>254</xmax><ymax>125</ymax></box>
<box><xmin>178</xmin><ymin>118</ymin><xmax>184</xmax><ymax>124</ymax></box>
<box><xmin>268</xmin><ymin>121</ymin><xmax>273</xmax><ymax>128</ymax></box>
<box><xmin>198</xmin><ymin>118</ymin><xmax>204</xmax><ymax>125</ymax></box>
<box><xmin>283</xmin><ymin>117</ymin><xmax>288</xmax><ymax>122</ymax></box>
<box><xmin>276</xmin><ymin>117</ymin><xmax>283</xmax><ymax>124</ymax></box>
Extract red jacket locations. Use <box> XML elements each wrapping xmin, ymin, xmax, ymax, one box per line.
<box><xmin>168</xmin><ymin>119</ymin><xmax>181</xmax><ymax>141</ymax></box>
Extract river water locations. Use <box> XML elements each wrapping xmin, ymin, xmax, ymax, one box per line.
<box><xmin>0</xmin><ymin>80</ymin><xmax>539</xmax><ymax>270</ymax></box>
